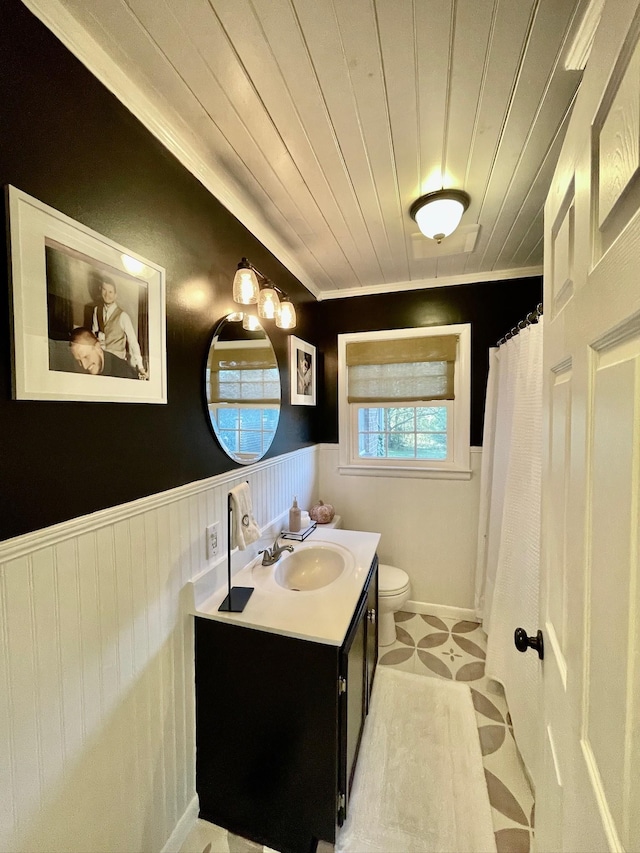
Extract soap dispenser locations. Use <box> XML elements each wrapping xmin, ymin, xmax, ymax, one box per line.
<box><xmin>289</xmin><ymin>496</ymin><xmax>301</xmax><ymax>532</ymax></box>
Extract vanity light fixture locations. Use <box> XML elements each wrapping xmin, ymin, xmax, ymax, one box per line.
<box><xmin>257</xmin><ymin>281</ymin><xmax>280</xmax><ymax>319</ymax></box>
<box><xmin>409</xmin><ymin>189</ymin><xmax>470</xmax><ymax>243</ymax></box>
<box><xmin>242</xmin><ymin>313</ymin><xmax>263</xmax><ymax>331</ymax></box>
<box><xmin>276</xmin><ymin>297</ymin><xmax>296</xmax><ymax>330</ymax></box>
<box><xmin>232</xmin><ymin>257</ymin><xmax>296</xmax><ymax>329</ymax></box>
<box><xmin>232</xmin><ymin>258</ymin><xmax>259</xmax><ymax>304</ymax></box>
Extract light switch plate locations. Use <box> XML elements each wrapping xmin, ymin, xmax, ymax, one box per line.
<box><xmin>206</xmin><ymin>522</ymin><xmax>220</xmax><ymax>559</ymax></box>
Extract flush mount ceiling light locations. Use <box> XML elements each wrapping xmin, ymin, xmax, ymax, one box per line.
<box><xmin>410</xmin><ymin>189</ymin><xmax>471</xmax><ymax>244</ymax></box>
<box><xmin>232</xmin><ymin>257</ymin><xmax>296</xmax><ymax>329</ymax></box>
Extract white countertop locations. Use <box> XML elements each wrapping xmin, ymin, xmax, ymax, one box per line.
<box><xmin>189</xmin><ymin>527</ymin><xmax>380</xmax><ymax>646</ymax></box>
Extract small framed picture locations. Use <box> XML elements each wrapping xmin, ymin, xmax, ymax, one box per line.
<box><xmin>289</xmin><ymin>335</ymin><xmax>316</xmax><ymax>406</ymax></box>
<box><xmin>6</xmin><ymin>185</ymin><xmax>167</xmax><ymax>403</ymax></box>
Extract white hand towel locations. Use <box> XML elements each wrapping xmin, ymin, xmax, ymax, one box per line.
<box><xmin>229</xmin><ymin>483</ymin><xmax>260</xmax><ymax>550</ymax></box>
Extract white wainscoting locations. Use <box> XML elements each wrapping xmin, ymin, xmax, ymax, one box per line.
<box><xmin>0</xmin><ymin>446</ymin><xmax>317</xmax><ymax>853</ymax></box>
<box><xmin>318</xmin><ymin>444</ymin><xmax>482</xmax><ymax>610</ymax></box>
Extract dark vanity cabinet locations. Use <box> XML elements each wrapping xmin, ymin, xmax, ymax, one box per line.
<box><xmin>195</xmin><ymin>555</ymin><xmax>378</xmax><ymax>853</ymax></box>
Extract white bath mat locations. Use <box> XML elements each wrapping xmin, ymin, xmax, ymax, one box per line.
<box><xmin>336</xmin><ymin>668</ymin><xmax>497</xmax><ymax>853</ymax></box>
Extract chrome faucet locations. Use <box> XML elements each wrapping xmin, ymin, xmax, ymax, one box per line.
<box><xmin>259</xmin><ymin>532</ymin><xmax>294</xmax><ymax>566</ymax></box>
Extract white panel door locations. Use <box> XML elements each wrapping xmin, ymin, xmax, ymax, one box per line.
<box><xmin>538</xmin><ymin>2</ymin><xmax>640</xmax><ymax>850</ymax></box>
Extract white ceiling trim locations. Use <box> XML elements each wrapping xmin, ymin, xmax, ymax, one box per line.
<box><xmin>21</xmin><ymin>0</ymin><xmax>324</xmax><ymax>300</ymax></box>
<box><xmin>564</xmin><ymin>0</ymin><xmax>605</xmax><ymax>70</ymax></box>
<box><xmin>316</xmin><ymin>265</ymin><xmax>543</xmax><ymax>301</ymax></box>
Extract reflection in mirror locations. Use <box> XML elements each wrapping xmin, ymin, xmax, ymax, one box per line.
<box><xmin>205</xmin><ymin>316</ymin><xmax>281</xmax><ymax>464</ymax></box>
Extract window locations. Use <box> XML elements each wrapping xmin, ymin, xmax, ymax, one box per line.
<box><xmin>338</xmin><ymin>325</ymin><xmax>471</xmax><ymax>478</ymax></box>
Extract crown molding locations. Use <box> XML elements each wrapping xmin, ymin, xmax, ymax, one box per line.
<box><xmin>315</xmin><ymin>265</ymin><xmax>543</xmax><ymax>301</ymax></box>
<box><xmin>21</xmin><ymin>0</ymin><xmax>322</xmax><ymax>300</ymax></box>
<box><xmin>564</xmin><ymin>0</ymin><xmax>605</xmax><ymax>71</ymax></box>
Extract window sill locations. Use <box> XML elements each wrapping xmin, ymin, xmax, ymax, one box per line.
<box><xmin>337</xmin><ymin>464</ymin><xmax>472</xmax><ymax>480</ymax></box>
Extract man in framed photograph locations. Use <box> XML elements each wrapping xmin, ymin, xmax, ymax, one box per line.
<box><xmin>69</xmin><ymin>328</ymin><xmax>138</xmax><ymax>379</ymax></box>
<box><xmin>91</xmin><ymin>277</ymin><xmax>148</xmax><ymax>379</ymax></box>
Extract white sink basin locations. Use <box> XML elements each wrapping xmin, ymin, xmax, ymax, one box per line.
<box><xmin>274</xmin><ymin>543</ymin><xmax>352</xmax><ymax>591</ymax></box>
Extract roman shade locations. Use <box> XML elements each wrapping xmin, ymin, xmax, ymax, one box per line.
<box><xmin>209</xmin><ymin>344</ymin><xmax>279</xmax><ymax>404</ymax></box>
<box><xmin>346</xmin><ymin>334</ymin><xmax>457</xmax><ymax>403</ymax></box>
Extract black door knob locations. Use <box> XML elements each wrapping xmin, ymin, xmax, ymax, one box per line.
<box><xmin>514</xmin><ymin>627</ymin><xmax>544</xmax><ymax>660</ymax></box>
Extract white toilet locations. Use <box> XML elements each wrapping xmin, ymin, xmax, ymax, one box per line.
<box><xmin>378</xmin><ymin>563</ymin><xmax>411</xmax><ymax>646</ymax></box>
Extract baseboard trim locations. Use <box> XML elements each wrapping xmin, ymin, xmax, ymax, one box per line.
<box><xmin>161</xmin><ymin>795</ymin><xmax>200</xmax><ymax>853</ymax></box>
<box><xmin>405</xmin><ymin>600</ymin><xmax>477</xmax><ymax>622</ymax></box>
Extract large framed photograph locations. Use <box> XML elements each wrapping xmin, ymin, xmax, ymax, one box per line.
<box><xmin>6</xmin><ymin>186</ymin><xmax>167</xmax><ymax>403</ymax></box>
<box><xmin>289</xmin><ymin>335</ymin><xmax>316</xmax><ymax>406</ymax></box>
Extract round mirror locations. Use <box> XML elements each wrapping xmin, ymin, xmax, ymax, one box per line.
<box><xmin>205</xmin><ymin>316</ymin><xmax>281</xmax><ymax>464</ymax></box>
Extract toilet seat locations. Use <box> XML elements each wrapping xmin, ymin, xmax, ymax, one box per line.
<box><xmin>378</xmin><ymin>563</ymin><xmax>410</xmax><ymax>596</ymax></box>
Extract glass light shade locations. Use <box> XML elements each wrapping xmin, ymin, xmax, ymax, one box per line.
<box><xmin>233</xmin><ymin>265</ymin><xmax>259</xmax><ymax>304</ymax></box>
<box><xmin>242</xmin><ymin>313</ymin><xmax>262</xmax><ymax>331</ymax></box>
<box><xmin>410</xmin><ymin>190</ymin><xmax>470</xmax><ymax>243</ymax></box>
<box><xmin>276</xmin><ymin>298</ymin><xmax>296</xmax><ymax>329</ymax></box>
<box><xmin>257</xmin><ymin>285</ymin><xmax>280</xmax><ymax>319</ymax></box>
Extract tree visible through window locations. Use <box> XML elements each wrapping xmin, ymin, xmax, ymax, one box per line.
<box><xmin>357</xmin><ymin>404</ymin><xmax>448</xmax><ymax>460</ymax></box>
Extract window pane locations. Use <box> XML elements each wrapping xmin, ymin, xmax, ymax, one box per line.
<box><xmin>387</xmin><ymin>407</ymin><xmax>415</xmax><ymax>432</ymax></box>
<box><xmin>359</xmin><ymin>432</ymin><xmax>386</xmax><ymax>458</ymax></box>
<box><xmin>242</xmin><ymin>382</ymin><xmax>263</xmax><ymax>398</ymax></box>
<box><xmin>240</xmin><ymin>430</ymin><xmax>262</xmax><ymax>454</ymax></box>
<box><xmin>219</xmin><ymin>430</ymin><xmax>238</xmax><ymax>452</ymax></box>
<box><xmin>264</xmin><ymin>382</ymin><xmax>280</xmax><ymax>399</ymax></box>
<box><xmin>219</xmin><ymin>369</ymin><xmax>241</xmax><ymax>382</ymax></box>
<box><xmin>219</xmin><ymin>382</ymin><xmax>241</xmax><ymax>400</ymax></box>
<box><xmin>217</xmin><ymin>408</ymin><xmax>239</xmax><ymax>429</ymax></box>
<box><xmin>388</xmin><ymin>431</ymin><xmax>416</xmax><ymax>458</ymax></box>
<box><xmin>240</xmin><ymin>409</ymin><xmax>262</xmax><ymax>429</ymax></box>
<box><xmin>263</xmin><ymin>409</ymin><xmax>279</xmax><ymax>430</ymax></box>
<box><xmin>358</xmin><ymin>407</ymin><xmax>384</xmax><ymax>431</ymax></box>
<box><xmin>416</xmin><ymin>433</ymin><xmax>447</xmax><ymax>459</ymax></box>
<box><xmin>356</xmin><ymin>403</ymin><xmax>449</xmax><ymax>462</ymax></box>
<box><xmin>416</xmin><ymin>407</ymin><xmax>447</xmax><ymax>431</ymax></box>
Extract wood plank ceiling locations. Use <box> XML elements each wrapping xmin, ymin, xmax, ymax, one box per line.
<box><xmin>26</xmin><ymin>0</ymin><xmax>590</xmax><ymax>299</ymax></box>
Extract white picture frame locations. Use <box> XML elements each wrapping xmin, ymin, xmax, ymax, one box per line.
<box><xmin>6</xmin><ymin>185</ymin><xmax>167</xmax><ymax>403</ymax></box>
<box><xmin>289</xmin><ymin>335</ymin><xmax>316</xmax><ymax>406</ymax></box>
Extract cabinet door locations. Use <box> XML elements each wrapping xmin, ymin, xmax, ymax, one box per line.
<box><xmin>340</xmin><ymin>597</ymin><xmax>367</xmax><ymax>824</ymax></box>
<box><xmin>365</xmin><ymin>558</ymin><xmax>378</xmax><ymax>712</ymax></box>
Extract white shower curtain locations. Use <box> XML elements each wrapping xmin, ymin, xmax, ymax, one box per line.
<box><xmin>475</xmin><ymin>319</ymin><xmax>543</xmax><ymax>787</ymax></box>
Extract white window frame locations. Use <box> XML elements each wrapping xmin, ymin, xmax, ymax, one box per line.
<box><xmin>337</xmin><ymin>324</ymin><xmax>471</xmax><ymax>479</ymax></box>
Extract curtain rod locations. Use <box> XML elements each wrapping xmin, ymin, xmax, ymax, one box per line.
<box><xmin>497</xmin><ymin>303</ymin><xmax>543</xmax><ymax>347</ymax></box>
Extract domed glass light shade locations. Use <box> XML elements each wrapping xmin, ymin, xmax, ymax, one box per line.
<box><xmin>410</xmin><ymin>190</ymin><xmax>470</xmax><ymax>243</ymax></box>
<box><xmin>257</xmin><ymin>283</ymin><xmax>280</xmax><ymax>319</ymax></box>
<box><xmin>276</xmin><ymin>298</ymin><xmax>296</xmax><ymax>329</ymax></box>
<box><xmin>232</xmin><ymin>258</ymin><xmax>259</xmax><ymax>304</ymax></box>
<box><xmin>242</xmin><ymin>313</ymin><xmax>262</xmax><ymax>331</ymax></box>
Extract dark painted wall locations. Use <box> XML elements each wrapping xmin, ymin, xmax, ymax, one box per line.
<box><xmin>0</xmin><ymin>0</ymin><xmax>316</xmax><ymax>541</ymax></box>
<box><xmin>0</xmin><ymin>1</ymin><xmax>543</xmax><ymax>543</ymax></box>
<box><xmin>313</xmin><ymin>277</ymin><xmax>543</xmax><ymax>447</ymax></box>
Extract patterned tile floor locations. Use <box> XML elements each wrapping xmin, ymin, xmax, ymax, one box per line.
<box><xmin>180</xmin><ymin>612</ymin><xmax>534</xmax><ymax>853</ymax></box>
<box><xmin>380</xmin><ymin>612</ymin><xmax>535</xmax><ymax>853</ymax></box>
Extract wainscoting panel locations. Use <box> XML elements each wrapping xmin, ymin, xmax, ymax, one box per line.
<box><xmin>0</xmin><ymin>446</ymin><xmax>317</xmax><ymax>853</ymax></box>
<box><xmin>317</xmin><ymin>443</ymin><xmax>482</xmax><ymax>609</ymax></box>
